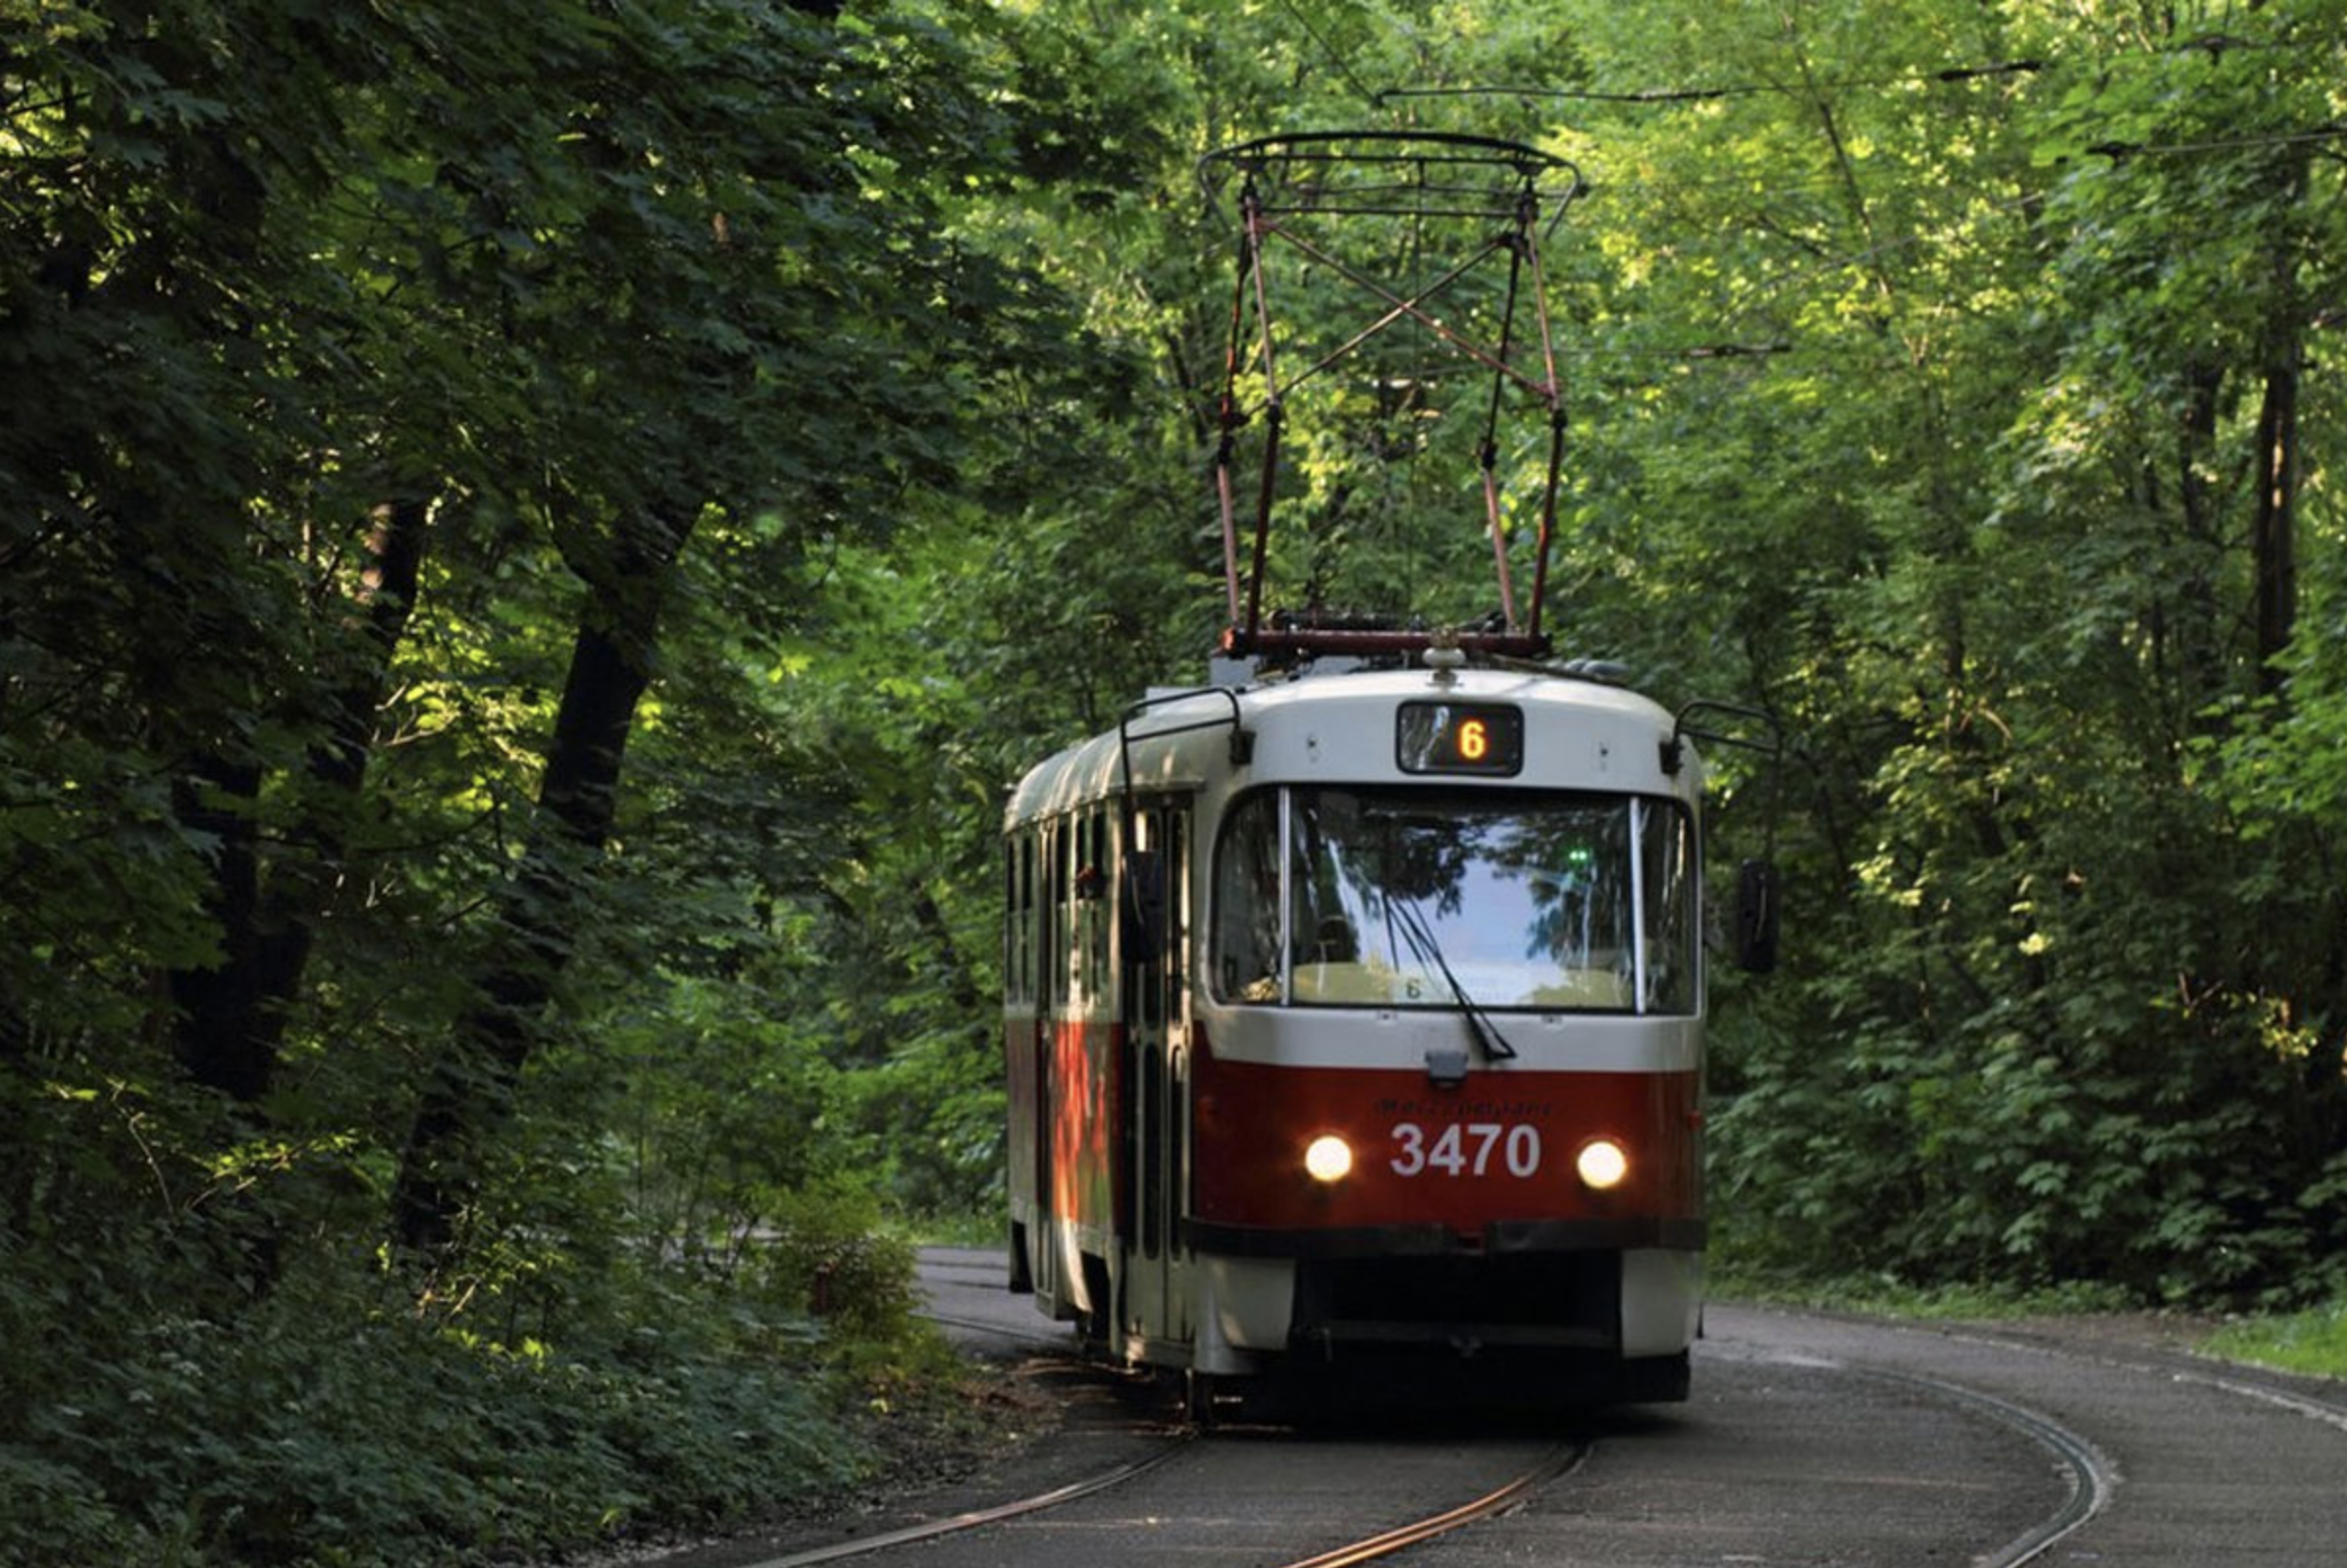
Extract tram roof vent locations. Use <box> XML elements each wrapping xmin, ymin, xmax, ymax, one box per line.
<box><xmin>1206</xmin><ymin>654</ymin><xmax>1258</xmax><ymax>690</ymax></box>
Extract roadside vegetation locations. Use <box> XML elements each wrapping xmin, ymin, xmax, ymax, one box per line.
<box><xmin>1709</xmin><ymin>1267</ymin><xmax>2142</xmax><ymax>1325</ymax></box>
<box><xmin>4</xmin><ymin>0</ymin><xmax>2343</xmax><ymax>1562</ymax></box>
<box><xmin>1716</xmin><ymin>1263</ymin><xmax>2347</xmax><ymax>1384</ymax></box>
<box><xmin>2202</xmin><ymin>1303</ymin><xmax>2347</xmax><ymax>1381</ymax></box>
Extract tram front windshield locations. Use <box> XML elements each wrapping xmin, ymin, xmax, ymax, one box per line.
<box><xmin>1212</xmin><ymin>787</ymin><xmax>1695</xmax><ymax>1015</ymax></box>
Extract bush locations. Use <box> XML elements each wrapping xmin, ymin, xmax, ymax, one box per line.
<box><xmin>0</xmin><ymin>1235</ymin><xmax>876</xmax><ymax>1568</ymax></box>
<box><xmin>748</xmin><ymin>1183</ymin><xmax>955</xmax><ymax>1383</ymax></box>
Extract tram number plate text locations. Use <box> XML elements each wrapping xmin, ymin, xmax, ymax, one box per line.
<box><xmin>1388</xmin><ymin>1122</ymin><xmax>1540</xmax><ymax>1178</ymax></box>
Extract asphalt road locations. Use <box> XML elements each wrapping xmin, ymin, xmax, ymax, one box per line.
<box><xmin>902</xmin><ymin>1248</ymin><xmax>2347</xmax><ymax>1566</ymax></box>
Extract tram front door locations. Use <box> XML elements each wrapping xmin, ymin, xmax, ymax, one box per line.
<box><xmin>1119</xmin><ymin>800</ymin><xmax>1192</xmax><ymax>1360</ymax></box>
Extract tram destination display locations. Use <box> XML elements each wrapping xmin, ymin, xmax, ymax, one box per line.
<box><xmin>1396</xmin><ymin>701</ymin><xmax>1524</xmax><ymax>776</ymax></box>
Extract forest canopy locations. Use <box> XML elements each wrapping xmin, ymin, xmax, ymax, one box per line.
<box><xmin>3</xmin><ymin>0</ymin><xmax>2343</xmax><ymax>1563</ymax></box>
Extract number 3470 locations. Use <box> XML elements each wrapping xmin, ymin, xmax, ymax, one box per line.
<box><xmin>1388</xmin><ymin>1122</ymin><xmax>1541</xmax><ymax>1177</ymax></box>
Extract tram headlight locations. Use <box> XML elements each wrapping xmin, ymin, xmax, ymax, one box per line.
<box><xmin>1575</xmin><ymin>1137</ymin><xmax>1630</xmax><ymax>1191</ymax></box>
<box><xmin>1304</xmin><ymin>1134</ymin><xmax>1354</xmax><ymax>1183</ymax></box>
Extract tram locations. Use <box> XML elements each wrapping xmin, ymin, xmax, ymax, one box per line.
<box><xmin>1001</xmin><ymin>132</ymin><xmax>1777</xmax><ymax>1408</ymax></box>
<box><xmin>1003</xmin><ymin>648</ymin><xmax>1769</xmax><ymax>1406</ymax></box>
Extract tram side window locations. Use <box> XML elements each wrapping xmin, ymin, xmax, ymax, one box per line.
<box><xmin>1167</xmin><ymin>810</ymin><xmax>1187</xmax><ymax>1005</ymax></box>
<box><xmin>1023</xmin><ymin>834</ymin><xmax>1037</xmax><ymax>1003</ymax></box>
<box><xmin>1125</xmin><ymin>809</ymin><xmax>1162</xmax><ymax>1029</ymax></box>
<box><xmin>1641</xmin><ymin>802</ymin><xmax>1697</xmax><ymax>1016</ymax></box>
<box><xmin>1089</xmin><ymin>810</ymin><xmax>1114</xmax><ymax>992</ymax></box>
<box><xmin>1003</xmin><ymin>839</ymin><xmax>1017</xmax><ymax>1004</ymax></box>
<box><xmin>1053</xmin><ymin>822</ymin><xmax>1072</xmax><ymax>1005</ymax></box>
<box><xmin>1056</xmin><ymin>810</ymin><xmax>1115</xmax><ymax>1007</ymax></box>
<box><xmin>1116</xmin><ymin>806</ymin><xmax>1190</xmax><ymax>1019</ymax></box>
<box><xmin>1004</xmin><ymin>832</ymin><xmax>1037</xmax><ymax>1006</ymax></box>
<box><xmin>1212</xmin><ymin>792</ymin><xmax>1285</xmax><ymax>1002</ymax></box>
<box><xmin>1061</xmin><ymin>819</ymin><xmax>1076</xmax><ymax>1003</ymax></box>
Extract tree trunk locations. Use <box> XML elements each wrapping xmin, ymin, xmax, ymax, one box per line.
<box><xmin>2249</xmin><ymin>150</ymin><xmax>2306</xmax><ymax>695</ymax></box>
<box><xmin>167</xmin><ymin>499</ymin><xmax>431</xmax><ymax>1105</ymax></box>
<box><xmin>391</xmin><ymin>509</ymin><xmax>695</xmax><ymax>1255</ymax></box>
<box><xmin>2169</xmin><ymin>360</ymin><xmax>2226</xmax><ymax>720</ymax></box>
<box><xmin>2251</xmin><ymin>353</ymin><xmax>2300</xmax><ymax>694</ymax></box>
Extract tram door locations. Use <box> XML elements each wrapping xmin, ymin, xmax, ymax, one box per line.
<box><xmin>1023</xmin><ymin>819</ymin><xmax>1062</xmax><ymax>1315</ymax></box>
<box><xmin>1120</xmin><ymin>800</ymin><xmax>1192</xmax><ymax>1355</ymax></box>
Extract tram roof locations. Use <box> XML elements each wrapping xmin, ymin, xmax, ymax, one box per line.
<box><xmin>1004</xmin><ymin>665</ymin><xmax>1688</xmax><ymax>829</ymax></box>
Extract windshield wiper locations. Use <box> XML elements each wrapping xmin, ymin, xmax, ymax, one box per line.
<box><xmin>1384</xmin><ymin>891</ymin><xmax>1518</xmax><ymax>1066</ymax></box>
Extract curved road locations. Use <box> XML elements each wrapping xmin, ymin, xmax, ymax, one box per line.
<box><xmin>697</xmin><ymin>1250</ymin><xmax>2347</xmax><ymax>1566</ymax></box>
<box><xmin>1699</xmin><ymin>1302</ymin><xmax>2347</xmax><ymax>1565</ymax></box>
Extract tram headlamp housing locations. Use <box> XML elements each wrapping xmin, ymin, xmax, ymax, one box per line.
<box><xmin>1576</xmin><ymin>1137</ymin><xmax>1630</xmax><ymax>1191</ymax></box>
<box><xmin>1304</xmin><ymin>1134</ymin><xmax>1354</xmax><ymax>1183</ymax></box>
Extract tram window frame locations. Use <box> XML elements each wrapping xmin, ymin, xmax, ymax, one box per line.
<box><xmin>1003</xmin><ymin>837</ymin><xmax>1020</xmax><ymax>1005</ymax></box>
<box><xmin>1093</xmin><ymin>810</ymin><xmax>1114</xmax><ymax>990</ymax></box>
<box><xmin>1055</xmin><ymin>808</ymin><xmax>1116</xmax><ymax>1009</ymax></box>
<box><xmin>1167</xmin><ymin>810</ymin><xmax>1188</xmax><ymax>1008</ymax></box>
<box><xmin>1123</xmin><ymin>808</ymin><xmax>1166</xmax><ymax>1030</ymax></box>
<box><xmin>1640</xmin><ymin>801</ymin><xmax>1697</xmax><ymax>1014</ymax></box>
<box><xmin>1016</xmin><ymin>832</ymin><xmax>1039</xmax><ymax>1006</ymax></box>
<box><xmin>1074</xmin><ymin>814</ymin><xmax>1092</xmax><ymax>1005</ymax></box>
<box><xmin>1210</xmin><ymin>791</ymin><xmax>1288</xmax><ymax>1004</ymax></box>
<box><xmin>1208</xmin><ymin>785</ymin><xmax>1701</xmax><ymax>1016</ymax></box>
<box><xmin>1053</xmin><ymin>821</ymin><xmax>1073</xmax><ymax>1006</ymax></box>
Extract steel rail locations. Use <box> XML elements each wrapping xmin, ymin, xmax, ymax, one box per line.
<box><xmin>916</xmin><ymin>1308</ymin><xmax>1070</xmax><ymax>1350</ymax></box>
<box><xmin>734</xmin><ymin>1440</ymin><xmax>1188</xmax><ymax>1568</ymax></box>
<box><xmin>1847</xmin><ymin>1367</ymin><xmax>2112</xmax><ymax>1568</ymax></box>
<box><xmin>1272</xmin><ymin>1440</ymin><xmax>1590</xmax><ymax>1568</ymax></box>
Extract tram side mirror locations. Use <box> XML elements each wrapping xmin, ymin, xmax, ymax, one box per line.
<box><xmin>1732</xmin><ymin>858</ymin><xmax>1781</xmax><ymax>974</ymax></box>
<box><xmin>1121</xmin><ymin>850</ymin><xmax>1165</xmax><ymax>967</ymax></box>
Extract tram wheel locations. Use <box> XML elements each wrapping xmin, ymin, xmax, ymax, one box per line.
<box><xmin>1184</xmin><ymin>1368</ymin><xmax>1221</xmax><ymax>1430</ymax></box>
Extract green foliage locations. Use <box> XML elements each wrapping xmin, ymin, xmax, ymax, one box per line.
<box><xmin>4</xmin><ymin>0</ymin><xmax>1142</xmax><ymax>1558</ymax></box>
<box><xmin>750</xmin><ymin>1183</ymin><xmax>959</xmax><ymax>1383</ymax></box>
<box><xmin>1521</xmin><ymin>0</ymin><xmax>2347</xmax><ymax>1309</ymax></box>
<box><xmin>8</xmin><ymin>0</ymin><xmax>2347</xmax><ymax>1557</ymax></box>
<box><xmin>2202</xmin><ymin>1296</ymin><xmax>2347</xmax><ymax>1382</ymax></box>
<box><xmin>1710</xmin><ymin>1257</ymin><xmax>2143</xmax><ymax>1324</ymax></box>
<box><xmin>0</xmin><ymin>1235</ymin><xmax>866</xmax><ymax>1568</ymax></box>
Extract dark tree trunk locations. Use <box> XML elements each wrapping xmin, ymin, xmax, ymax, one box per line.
<box><xmin>391</xmin><ymin>510</ymin><xmax>695</xmax><ymax>1255</ymax></box>
<box><xmin>168</xmin><ymin>752</ymin><xmax>272</xmax><ymax>1101</ymax></box>
<box><xmin>2249</xmin><ymin>150</ymin><xmax>2305</xmax><ymax>696</ymax></box>
<box><xmin>167</xmin><ymin>500</ymin><xmax>431</xmax><ymax>1105</ymax></box>
<box><xmin>2251</xmin><ymin>353</ymin><xmax>2300</xmax><ymax>694</ymax></box>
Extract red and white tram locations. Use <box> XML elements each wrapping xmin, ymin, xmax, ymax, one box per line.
<box><xmin>1001</xmin><ymin>133</ymin><xmax>1773</xmax><ymax>1409</ymax></box>
<box><xmin>1002</xmin><ymin>653</ymin><xmax>1766</xmax><ymax>1407</ymax></box>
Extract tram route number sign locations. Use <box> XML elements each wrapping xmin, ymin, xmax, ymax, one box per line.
<box><xmin>1396</xmin><ymin>702</ymin><xmax>1524</xmax><ymax>776</ymax></box>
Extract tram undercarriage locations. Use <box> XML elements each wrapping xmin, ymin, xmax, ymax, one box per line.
<box><xmin>1021</xmin><ymin>1220</ymin><xmax>1701</xmax><ymax>1407</ymax></box>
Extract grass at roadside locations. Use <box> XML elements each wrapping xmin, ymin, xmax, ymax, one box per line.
<box><xmin>1708</xmin><ymin>1266</ymin><xmax>2139</xmax><ymax>1322</ymax></box>
<box><xmin>2199</xmin><ymin>1301</ymin><xmax>2347</xmax><ymax>1381</ymax></box>
<box><xmin>1714</xmin><ymin>1267</ymin><xmax>2347</xmax><ymax>1383</ymax></box>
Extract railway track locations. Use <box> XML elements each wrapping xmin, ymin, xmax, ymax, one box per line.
<box><xmin>731</xmin><ymin>1432</ymin><xmax>1589</xmax><ymax>1568</ymax></box>
<box><xmin>728</xmin><ymin>1366</ymin><xmax>2103</xmax><ymax>1568</ymax></box>
<box><xmin>1705</xmin><ymin>1304</ymin><xmax>2347</xmax><ymax>1565</ymax></box>
<box><xmin>1275</xmin><ymin>1441</ymin><xmax>1590</xmax><ymax>1568</ymax></box>
<box><xmin>877</xmin><ymin>1257</ymin><xmax>2341</xmax><ymax>1566</ymax></box>
<box><xmin>735</xmin><ymin>1442</ymin><xmax>1187</xmax><ymax>1568</ymax></box>
<box><xmin>1842</xmin><ymin>1366</ymin><xmax>2111</xmax><ymax>1568</ymax></box>
<box><xmin>748</xmin><ymin>1292</ymin><xmax>2109</xmax><ymax>1568</ymax></box>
